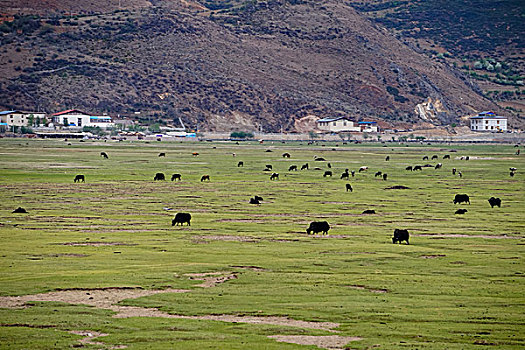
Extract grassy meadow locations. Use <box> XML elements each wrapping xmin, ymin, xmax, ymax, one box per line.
<box><xmin>0</xmin><ymin>138</ymin><xmax>524</xmax><ymax>349</ymax></box>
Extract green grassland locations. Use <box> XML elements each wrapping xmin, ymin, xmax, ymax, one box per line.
<box><xmin>0</xmin><ymin>139</ymin><xmax>524</xmax><ymax>349</ymax></box>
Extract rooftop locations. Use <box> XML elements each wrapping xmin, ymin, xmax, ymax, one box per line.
<box><xmin>317</xmin><ymin>116</ymin><xmax>354</xmax><ymax>123</ymax></box>
<box><xmin>52</xmin><ymin>109</ymin><xmax>90</xmax><ymax>116</ymax></box>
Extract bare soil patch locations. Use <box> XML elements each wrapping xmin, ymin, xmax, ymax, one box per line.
<box><xmin>69</xmin><ymin>330</ymin><xmax>109</xmax><ymax>347</ymax></box>
<box><xmin>345</xmin><ymin>285</ymin><xmax>388</xmax><ymax>293</ymax></box>
<box><xmin>191</xmin><ymin>235</ymin><xmax>260</xmax><ymax>243</ymax></box>
<box><xmin>268</xmin><ymin>335</ymin><xmax>361</xmax><ymax>349</ymax></box>
<box><xmin>185</xmin><ymin>272</ymin><xmax>238</xmax><ymax>288</ymax></box>
<box><xmin>0</xmin><ymin>287</ymin><xmax>190</xmax><ymax>309</ymax></box>
<box><xmin>414</xmin><ymin>234</ymin><xmax>522</xmax><ymax>239</ymax></box>
<box><xmin>420</xmin><ymin>254</ymin><xmax>446</xmax><ymax>259</ymax></box>
<box><xmin>60</xmin><ymin>242</ymin><xmax>138</xmax><ymax>246</ymax></box>
<box><xmin>230</xmin><ymin>265</ymin><xmax>266</xmax><ymax>271</ymax></box>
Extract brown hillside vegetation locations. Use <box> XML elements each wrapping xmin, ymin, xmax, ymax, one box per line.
<box><xmin>0</xmin><ymin>0</ymin><xmax>508</xmax><ymax>131</ymax></box>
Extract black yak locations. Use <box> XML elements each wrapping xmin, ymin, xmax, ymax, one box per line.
<box><xmin>172</xmin><ymin>213</ymin><xmax>191</xmax><ymax>226</ymax></box>
<box><xmin>392</xmin><ymin>229</ymin><xmax>409</xmax><ymax>244</ymax></box>
<box><xmin>74</xmin><ymin>175</ymin><xmax>85</xmax><ymax>183</ymax></box>
<box><xmin>454</xmin><ymin>194</ymin><xmax>470</xmax><ymax>205</ymax></box>
<box><xmin>306</xmin><ymin>221</ymin><xmax>330</xmax><ymax>235</ymax></box>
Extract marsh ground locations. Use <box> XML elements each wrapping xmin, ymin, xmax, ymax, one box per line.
<box><xmin>0</xmin><ymin>139</ymin><xmax>523</xmax><ymax>349</ymax></box>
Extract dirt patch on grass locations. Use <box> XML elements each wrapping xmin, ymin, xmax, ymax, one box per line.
<box><xmin>414</xmin><ymin>234</ymin><xmax>522</xmax><ymax>239</ymax></box>
<box><xmin>191</xmin><ymin>235</ymin><xmax>260</xmax><ymax>243</ymax></box>
<box><xmin>216</xmin><ymin>219</ymin><xmax>267</xmax><ymax>223</ymax></box>
<box><xmin>320</xmin><ymin>251</ymin><xmax>376</xmax><ymax>255</ymax></box>
<box><xmin>230</xmin><ymin>265</ymin><xmax>266</xmax><ymax>271</ymax></box>
<box><xmin>0</xmin><ymin>287</ymin><xmax>190</xmax><ymax>309</ymax></box>
<box><xmin>185</xmin><ymin>272</ymin><xmax>238</xmax><ymax>288</ymax></box>
<box><xmin>268</xmin><ymin>335</ymin><xmax>361</xmax><ymax>349</ymax></box>
<box><xmin>345</xmin><ymin>285</ymin><xmax>388</xmax><ymax>293</ymax></box>
<box><xmin>420</xmin><ymin>254</ymin><xmax>446</xmax><ymax>259</ymax></box>
<box><xmin>60</xmin><ymin>242</ymin><xmax>138</xmax><ymax>246</ymax></box>
<box><xmin>69</xmin><ymin>330</ymin><xmax>109</xmax><ymax>347</ymax></box>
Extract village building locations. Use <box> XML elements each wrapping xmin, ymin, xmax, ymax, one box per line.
<box><xmin>0</xmin><ymin>110</ymin><xmax>47</xmax><ymax>127</ymax></box>
<box><xmin>316</xmin><ymin>116</ymin><xmax>360</xmax><ymax>132</ymax></box>
<box><xmin>52</xmin><ymin>109</ymin><xmax>114</xmax><ymax>129</ymax></box>
<box><xmin>469</xmin><ymin>111</ymin><xmax>507</xmax><ymax>132</ymax></box>
<box><xmin>358</xmin><ymin>121</ymin><xmax>379</xmax><ymax>132</ymax></box>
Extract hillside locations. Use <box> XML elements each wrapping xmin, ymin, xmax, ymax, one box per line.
<box><xmin>0</xmin><ymin>0</ymin><xmax>515</xmax><ymax>131</ymax></box>
<box><xmin>347</xmin><ymin>0</ymin><xmax>524</xmax><ymax>123</ymax></box>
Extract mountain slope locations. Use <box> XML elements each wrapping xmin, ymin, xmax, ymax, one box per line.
<box><xmin>0</xmin><ymin>0</ymin><xmax>507</xmax><ymax>131</ymax></box>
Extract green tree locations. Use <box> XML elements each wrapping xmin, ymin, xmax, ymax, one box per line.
<box><xmin>27</xmin><ymin>114</ymin><xmax>34</xmax><ymax>127</ymax></box>
<box><xmin>230</xmin><ymin>131</ymin><xmax>254</xmax><ymax>139</ymax></box>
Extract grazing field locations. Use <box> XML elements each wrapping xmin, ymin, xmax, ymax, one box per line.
<box><xmin>0</xmin><ymin>139</ymin><xmax>524</xmax><ymax>349</ymax></box>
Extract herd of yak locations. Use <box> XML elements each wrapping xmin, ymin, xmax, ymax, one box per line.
<box><xmin>58</xmin><ymin>147</ymin><xmax>518</xmax><ymax>245</ymax></box>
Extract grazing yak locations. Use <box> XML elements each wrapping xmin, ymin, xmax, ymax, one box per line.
<box><xmin>171</xmin><ymin>174</ymin><xmax>181</xmax><ymax>181</ymax></box>
<box><xmin>362</xmin><ymin>209</ymin><xmax>376</xmax><ymax>214</ymax></box>
<box><xmin>423</xmin><ymin>156</ymin><xmax>429</xmax><ymax>160</ymax></box>
<box><xmin>510</xmin><ymin>167</ymin><xmax>517</xmax><ymax>172</ymax></box>
<box><xmin>510</xmin><ymin>171</ymin><xmax>515</xmax><ymax>177</ymax></box>
<box><xmin>458</xmin><ymin>171</ymin><xmax>463</xmax><ymax>178</ymax></box>
<box><xmin>375</xmin><ymin>171</ymin><xmax>382</xmax><ymax>177</ymax></box>
<box><xmin>265</xmin><ymin>164</ymin><xmax>273</xmax><ymax>170</ymax></box>
<box><xmin>323</xmin><ymin>171</ymin><xmax>333</xmax><ymax>177</ymax></box>
<box><xmin>413</xmin><ymin>165</ymin><xmax>422</xmax><ymax>171</ymax></box>
<box><xmin>351</xmin><ymin>170</ymin><xmax>355</xmax><ymax>177</ymax></box>
<box><xmin>192</xmin><ymin>152</ymin><xmax>199</xmax><ymax>157</ymax></box>
<box><xmin>452</xmin><ymin>168</ymin><xmax>457</xmax><ymax>175</ymax></box>
<box><xmin>488</xmin><ymin>197</ymin><xmax>501</xmax><ymax>208</ymax></box>
<box><xmin>341</xmin><ymin>172</ymin><xmax>349</xmax><ymax>180</ymax></box>
<box><xmin>282</xmin><ymin>152</ymin><xmax>291</xmax><ymax>158</ymax></box>
<box><xmin>385</xmin><ymin>156</ymin><xmax>390</xmax><ymax>161</ymax></box>
<box><xmin>249</xmin><ymin>197</ymin><xmax>261</xmax><ymax>205</ymax></box>
<box><xmin>238</xmin><ymin>161</ymin><xmax>244</xmax><ymax>167</ymax></box>
<box><xmin>301</xmin><ymin>163</ymin><xmax>309</xmax><ymax>170</ymax></box>
<box><xmin>392</xmin><ymin>229</ymin><xmax>409</xmax><ymax>244</ymax></box>
<box><xmin>454</xmin><ymin>194</ymin><xmax>470</xmax><ymax>205</ymax></box>
<box><xmin>345</xmin><ymin>183</ymin><xmax>353</xmax><ymax>192</ymax></box>
<box><xmin>158</xmin><ymin>152</ymin><xmax>166</xmax><ymax>157</ymax></box>
<box><xmin>443</xmin><ymin>154</ymin><xmax>450</xmax><ymax>159</ymax></box>
<box><xmin>455</xmin><ymin>209</ymin><xmax>468</xmax><ymax>214</ymax></box>
<box><xmin>405</xmin><ymin>166</ymin><xmax>413</xmax><ymax>171</ymax></box>
<box><xmin>74</xmin><ymin>174</ymin><xmax>85</xmax><ymax>183</ymax></box>
<box><xmin>288</xmin><ymin>165</ymin><xmax>298</xmax><ymax>171</ymax></box>
<box><xmin>306</xmin><ymin>221</ymin><xmax>330</xmax><ymax>235</ymax></box>
<box><xmin>12</xmin><ymin>207</ymin><xmax>28</xmax><ymax>213</ymax></box>
<box><xmin>327</xmin><ymin>163</ymin><xmax>332</xmax><ymax>168</ymax></box>
<box><xmin>172</xmin><ymin>212</ymin><xmax>191</xmax><ymax>226</ymax></box>
<box><xmin>100</xmin><ymin>152</ymin><xmax>109</xmax><ymax>159</ymax></box>
<box><xmin>314</xmin><ymin>156</ymin><xmax>326</xmax><ymax>161</ymax></box>
<box><xmin>359</xmin><ymin>166</ymin><xmax>368</xmax><ymax>172</ymax></box>
<box><xmin>431</xmin><ymin>155</ymin><xmax>438</xmax><ymax>160</ymax></box>
<box><xmin>154</xmin><ymin>173</ymin><xmax>165</xmax><ymax>181</ymax></box>
<box><xmin>200</xmin><ymin>175</ymin><xmax>210</xmax><ymax>182</ymax></box>
<box><xmin>435</xmin><ymin>163</ymin><xmax>442</xmax><ymax>169</ymax></box>
<box><xmin>270</xmin><ymin>172</ymin><xmax>279</xmax><ymax>180</ymax></box>
<box><xmin>254</xmin><ymin>195</ymin><xmax>263</xmax><ymax>202</ymax></box>
<box><xmin>382</xmin><ymin>173</ymin><xmax>388</xmax><ymax>181</ymax></box>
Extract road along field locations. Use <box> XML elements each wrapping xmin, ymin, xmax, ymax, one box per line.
<box><xmin>0</xmin><ymin>139</ymin><xmax>523</xmax><ymax>349</ymax></box>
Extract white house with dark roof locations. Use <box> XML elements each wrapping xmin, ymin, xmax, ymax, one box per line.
<box><xmin>469</xmin><ymin>111</ymin><xmax>507</xmax><ymax>132</ymax></box>
<box><xmin>316</xmin><ymin>116</ymin><xmax>360</xmax><ymax>132</ymax></box>
<box><xmin>52</xmin><ymin>109</ymin><xmax>114</xmax><ymax>129</ymax></box>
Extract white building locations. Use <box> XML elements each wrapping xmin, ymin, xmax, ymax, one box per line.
<box><xmin>52</xmin><ymin>109</ymin><xmax>114</xmax><ymax>129</ymax></box>
<box><xmin>316</xmin><ymin>116</ymin><xmax>360</xmax><ymax>132</ymax></box>
<box><xmin>358</xmin><ymin>121</ymin><xmax>379</xmax><ymax>132</ymax></box>
<box><xmin>470</xmin><ymin>111</ymin><xmax>507</xmax><ymax>132</ymax></box>
<box><xmin>0</xmin><ymin>110</ymin><xmax>47</xmax><ymax>127</ymax></box>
